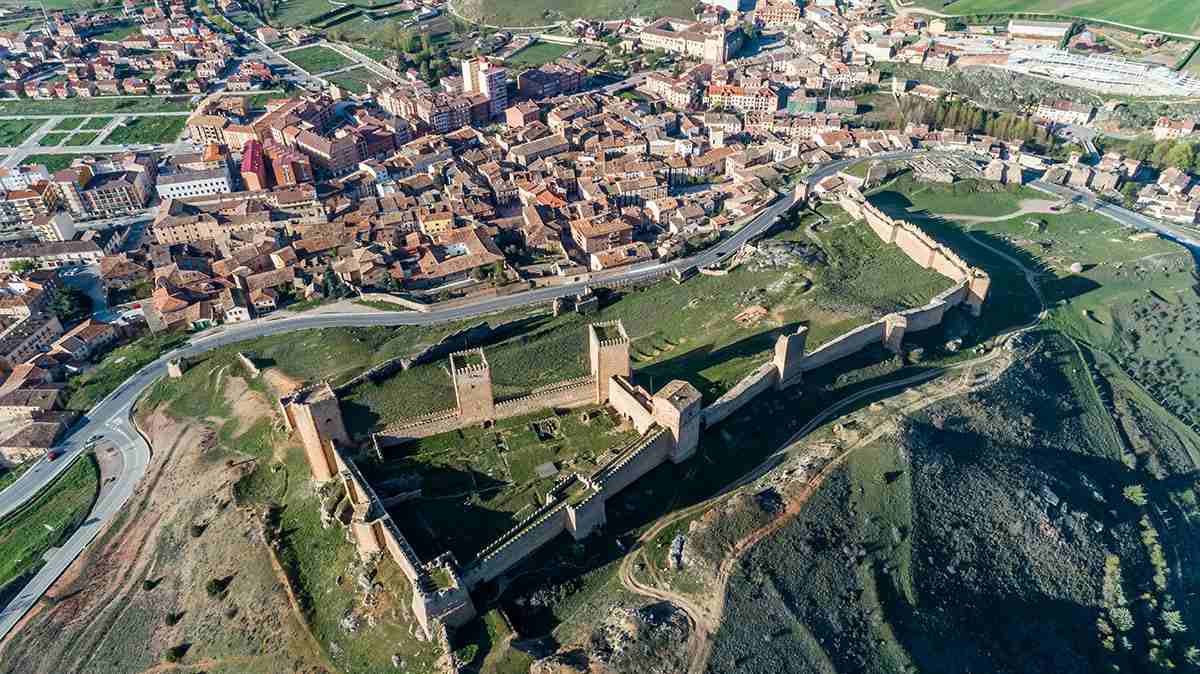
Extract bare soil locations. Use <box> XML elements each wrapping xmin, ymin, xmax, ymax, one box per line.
<box><xmin>0</xmin><ymin>385</ymin><xmax>330</xmax><ymax>674</ymax></box>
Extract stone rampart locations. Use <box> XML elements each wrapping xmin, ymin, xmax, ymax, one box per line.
<box><xmin>463</xmin><ymin>504</ymin><xmax>569</xmax><ymax>587</ymax></box>
<box><xmin>899</xmin><ymin>299</ymin><xmax>950</xmax><ymax>333</ymax></box>
<box><xmin>493</xmin><ymin>376</ymin><xmax>594</xmax><ymax>419</ymax></box>
<box><xmin>800</xmin><ymin>320</ymin><xmax>887</xmax><ymax>372</ymax></box>
<box><xmin>593</xmin><ymin>427</ymin><xmax>672</xmax><ymax>496</ymax></box>
<box><xmin>702</xmin><ymin>362</ymin><xmax>779</xmax><ymax>427</ymax></box>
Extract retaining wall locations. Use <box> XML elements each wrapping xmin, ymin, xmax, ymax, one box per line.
<box><xmin>702</xmin><ymin>362</ymin><xmax>779</xmax><ymax>426</ymax></box>
<box><xmin>236</xmin><ymin>352</ymin><xmax>260</xmax><ymax>377</ymax></box>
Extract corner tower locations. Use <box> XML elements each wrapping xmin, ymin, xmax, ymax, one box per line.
<box><xmin>588</xmin><ymin>321</ymin><xmax>631</xmax><ymax>404</ymax></box>
<box><xmin>451</xmin><ymin>349</ymin><xmax>494</xmax><ymax>423</ymax></box>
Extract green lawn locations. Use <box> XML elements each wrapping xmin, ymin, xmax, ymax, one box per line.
<box><xmin>91</xmin><ymin>21</ymin><xmax>142</xmax><ymax>41</ymax></box>
<box><xmin>0</xmin><ymin>98</ymin><xmax>191</xmax><ymax>116</ymax></box>
<box><xmin>101</xmin><ymin>116</ymin><xmax>186</xmax><ymax>145</ymax></box>
<box><xmin>284</xmin><ymin>44</ymin><xmax>354</xmax><ymax>74</ymax></box>
<box><xmin>53</xmin><ymin>117</ymin><xmax>87</xmax><ymax>131</ymax></box>
<box><xmin>81</xmin><ymin>116</ymin><xmax>112</xmax><ymax>130</ymax></box>
<box><xmin>37</xmin><ymin>133</ymin><xmax>69</xmax><ymax>147</ymax></box>
<box><xmin>0</xmin><ymin>455</ymin><xmax>99</xmax><ymax>597</ymax></box>
<box><xmin>0</xmin><ymin>119</ymin><xmax>41</xmax><ymax>147</ymax></box>
<box><xmin>63</xmin><ymin>132</ymin><xmax>100</xmax><ymax>146</ymax></box>
<box><xmin>0</xmin><ymin>462</ymin><xmax>32</xmax><ymax>493</ymax></box>
<box><xmin>324</xmin><ymin>66</ymin><xmax>384</xmax><ymax>94</ymax></box>
<box><xmin>504</xmin><ymin>42</ymin><xmax>572</xmax><ymax>69</ymax></box>
<box><xmin>911</xmin><ymin>0</ymin><xmax>1200</xmax><ymax>36</ymax></box>
<box><xmin>266</xmin><ymin>0</ymin><xmax>336</xmax><ymax>27</ymax></box>
<box><xmin>18</xmin><ymin>154</ymin><xmax>90</xmax><ymax>172</ymax></box>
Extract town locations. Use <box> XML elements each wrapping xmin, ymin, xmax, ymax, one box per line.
<box><xmin>0</xmin><ymin>0</ymin><xmax>1199</xmax><ymax>669</ymax></box>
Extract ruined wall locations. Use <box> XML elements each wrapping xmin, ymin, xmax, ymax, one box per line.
<box><xmin>464</xmin><ymin>504</ymin><xmax>569</xmax><ymax>587</ymax></box>
<box><xmin>282</xmin><ymin>383</ymin><xmax>351</xmax><ymax>481</ymax></box>
<box><xmin>900</xmin><ymin>299</ymin><xmax>950</xmax><ymax>333</ymax></box>
<box><xmin>493</xmin><ymin>376</ymin><xmax>594</xmax><ymax>420</ymax></box>
<box><xmin>800</xmin><ymin>321</ymin><xmax>887</xmax><ymax>372</ymax></box>
<box><xmin>702</xmin><ymin>362</ymin><xmax>779</xmax><ymax>427</ymax></box>
<box><xmin>236</xmin><ymin>352</ymin><xmax>260</xmax><ymax>378</ymax></box>
<box><xmin>607</xmin><ymin>375</ymin><xmax>656</xmax><ymax>433</ymax></box>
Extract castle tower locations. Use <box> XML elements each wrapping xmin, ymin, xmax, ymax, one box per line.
<box><xmin>279</xmin><ymin>382</ymin><xmax>350</xmax><ymax>481</ymax></box>
<box><xmin>773</xmin><ymin>325</ymin><xmax>808</xmax><ymax>390</ymax></box>
<box><xmin>967</xmin><ymin>272</ymin><xmax>991</xmax><ymax>317</ymax></box>
<box><xmin>588</xmin><ymin>321</ymin><xmax>631</xmax><ymax>404</ymax></box>
<box><xmin>451</xmin><ymin>349</ymin><xmax>494</xmax><ymax>423</ymax></box>
<box><xmin>653</xmin><ymin>380</ymin><xmax>703</xmax><ymax>463</ymax></box>
<box><xmin>883</xmin><ymin>314</ymin><xmax>908</xmax><ymax>354</ymax></box>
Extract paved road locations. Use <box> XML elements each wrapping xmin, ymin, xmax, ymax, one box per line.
<box><xmin>1030</xmin><ymin>179</ymin><xmax>1200</xmax><ymax>250</ymax></box>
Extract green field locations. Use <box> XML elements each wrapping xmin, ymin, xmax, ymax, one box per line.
<box><xmin>91</xmin><ymin>21</ymin><xmax>142</xmax><ymax>41</ymax></box>
<box><xmin>459</xmin><ymin>0</ymin><xmax>692</xmax><ymax>26</ymax></box>
<box><xmin>101</xmin><ymin>116</ymin><xmax>186</xmax><ymax>145</ymax></box>
<box><xmin>53</xmin><ymin>117</ymin><xmax>87</xmax><ymax>131</ymax></box>
<box><xmin>18</xmin><ymin>154</ymin><xmax>90</xmax><ymax>172</ymax></box>
<box><xmin>284</xmin><ymin>44</ymin><xmax>354</xmax><ymax>74</ymax></box>
<box><xmin>37</xmin><ymin>133</ymin><xmax>68</xmax><ymax>147</ymax></box>
<box><xmin>63</xmin><ymin>132</ymin><xmax>101</xmax><ymax>146</ymax></box>
<box><xmin>0</xmin><ymin>119</ymin><xmax>41</xmax><ymax>147</ymax></box>
<box><xmin>324</xmin><ymin>66</ymin><xmax>385</xmax><ymax>94</ymax></box>
<box><xmin>504</xmin><ymin>42</ymin><xmax>572</xmax><ymax>68</ymax></box>
<box><xmin>0</xmin><ymin>455</ymin><xmax>100</xmax><ymax>598</ymax></box>
<box><xmin>912</xmin><ymin>0</ymin><xmax>1200</xmax><ymax>36</ymax></box>
<box><xmin>0</xmin><ymin>98</ymin><xmax>192</xmax><ymax>116</ymax></box>
<box><xmin>80</xmin><ymin>117</ymin><xmax>113</xmax><ymax>130</ymax></box>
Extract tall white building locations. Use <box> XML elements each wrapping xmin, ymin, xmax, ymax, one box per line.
<box><xmin>462</xmin><ymin>57</ymin><xmax>508</xmax><ymax>118</ymax></box>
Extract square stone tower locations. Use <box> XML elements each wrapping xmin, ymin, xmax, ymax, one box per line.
<box><xmin>773</xmin><ymin>325</ymin><xmax>808</xmax><ymax>390</ymax></box>
<box><xmin>588</xmin><ymin>321</ymin><xmax>631</xmax><ymax>404</ymax></box>
<box><xmin>451</xmin><ymin>349</ymin><xmax>494</xmax><ymax>423</ymax></box>
<box><xmin>279</xmin><ymin>382</ymin><xmax>350</xmax><ymax>481</ymax></box>
<box><xmin>653</xmin><ymin>380</ymin><xmax>703</xmax><ymax>463</ymax></box>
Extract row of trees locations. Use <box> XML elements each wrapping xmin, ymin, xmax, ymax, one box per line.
<box><xmin>898</xmin><ymin>97</ymin><xmax>1059</xmax><ymax>151</ymax></box>
<box><xmin>1108</xmin><ymin>137</ymin><xmax>1200</xmax><ymax>174</ymax></box>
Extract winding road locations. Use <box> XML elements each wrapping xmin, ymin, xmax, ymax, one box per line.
<box><xmin>0</xmin><ymin>148</ymin><xmax>1188</xmax><ymax>642</ymax></box>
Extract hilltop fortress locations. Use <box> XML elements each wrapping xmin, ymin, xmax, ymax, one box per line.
<box><xmin>277</xmin><ymin>191</ymin><xmax>991</xmax><ymax>638</ymax></box>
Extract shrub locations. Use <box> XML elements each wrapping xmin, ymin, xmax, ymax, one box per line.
<box><xmin>165</xmin><ymin>611</ymin><xmax>182</xmax><ymax>626</ymax></box>
<box><xmin>189</xmin><ymin>523</ymin><xmax>205</xmax><ymax>538</ymax></box>
<box><xmin>205</xmin><ymin>577</ymin><xmax>231</xmax><ymax>597</ymax></box>
<box><xmin>163</xmin><ymin>643</ymin><xmax>189</xmax><ymax>663</ymax></box>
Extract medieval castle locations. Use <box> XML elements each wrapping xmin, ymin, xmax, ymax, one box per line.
<box><xmin>277</xmin><ymin>192</ymin><xmax>991</xmax><ymax>637</ymax></box>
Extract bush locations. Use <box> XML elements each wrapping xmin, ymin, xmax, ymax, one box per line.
<box><xmin>205</xmin><ymin>577</ymin><xmax>231</xmax><ymax>597</ymax></box>
<box><xmin>163</xmin><ymin>643</ymin><xmax>189</xmax><ymax>663</ymax></box>
<box><xmin>189</xmin><ymin>523</ymin><xmax>206</xmax><ymax>538</ymax></box>
<box><xmin>165</xmin><ymin>611</ymin><xmax>182</xmax><ymax>626</ymax></box>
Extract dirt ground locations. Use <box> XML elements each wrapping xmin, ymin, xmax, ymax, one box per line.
<box><xmin>0</xmin><ymin>382</ymin><xmax>330</xmax><ymax>674</ymax></box>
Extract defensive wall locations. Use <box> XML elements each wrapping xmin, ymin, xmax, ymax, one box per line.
<box><xmin>282</xmin><ymin>322</ymin><xmax>703</xmax><ymax>640</ymax></box>
<box><xmin>700</xmin><ymin>189</ymin><xmax>992</xmax><ymax>427</ymax></box>
<box><xmin>278</xmin><ymin>192</ymin><xmax>992</xmax><ymax>640</ymax></box>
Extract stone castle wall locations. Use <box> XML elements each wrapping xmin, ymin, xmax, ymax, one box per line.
<box><xmin>800</xmin><ymin>321</ymin><xmax>888</xmax><ymax>373</ymax></box>
<box><xmin>702</xmin><ymin>362</ymin><xmax>779</xmax><ymax>427</ymax></box>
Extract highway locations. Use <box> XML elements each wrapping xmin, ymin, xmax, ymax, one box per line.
<box><xmin>0</xmin><ymin>148</ymin><xmax>1180</xmax><ymax>641</ymax></box>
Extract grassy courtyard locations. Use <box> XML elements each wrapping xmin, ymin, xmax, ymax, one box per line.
<box><xmin>53</xmin><ymin>117</ymin><xmax>87</xmax><ymax>131</ymax></box>
<box><xmin>102</xmin><ymin>116</ymin><xmax>187</xmax><ymax>145</ymax></box>
<box><xmin>324</xmin><ymin>67</ymin><xmax>386</xmax><ymax>94</ymax></box>
<box><xmin>0</xmin><ymin>98</ymin><xmax>192</xmax><ymax>116</ymax></box>
<box><xmin>285</xmin><ymin>45</ymin><xmax>354</xmax><ymax>74</ymax></box>
<box><xmin>363</xmin><ymin>405</ymin><xmax>639</xmax><ymax>563</ymax></box>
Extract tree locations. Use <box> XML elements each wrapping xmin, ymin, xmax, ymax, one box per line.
<box><xmin>1163</xmin><ymin>610</ymin><xmax>1188</xmax><ymax>634</ymax></box>
<box><xmin>1123</xmin><ymin>484</ymin><xmax>1148</xmax><ymax>506</ymax></box>
<box><xmin>1121</xmin><ymin>181</ymin><xmax>1140</xmax><ymax>208</ymax></box>
<box><xmin>49</xmin><ymin>287</ymin><xmax>92</xmax><ymax>323</ymax></box>
<box><xmin>1165</xmin><ymin>141</ymin><xmax>1197</xmax><ymax>170</ymax></box>
<box><xmin>10</xmin><ymin>259</ymin><xmax>36</xmax><ymax>275</ymax></box>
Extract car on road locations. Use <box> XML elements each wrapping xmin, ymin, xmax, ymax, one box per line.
<box><xmin>47</xmin><ymin>450</ymin><xmax>61</xmax><ymax>461</ymax></box>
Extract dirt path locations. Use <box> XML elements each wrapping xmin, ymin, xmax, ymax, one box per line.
<box><xmin>942</xmin><ymin>199</ymin><xmax>1063</xmax><ymax>224</ymax></box>
<box><xmin>617</xmin><ymin>233</ymin><xmax>1053</xmax><ymax>673</ymax></box>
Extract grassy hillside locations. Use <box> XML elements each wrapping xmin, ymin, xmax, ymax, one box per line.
<box><xmin>453</xmin><ymin>0</ymin><xmax>693</xmax><ymax>26</ymax></box>
<box><xmin>906</xmin><ymin>0</ymin><xmax>1200</xmax><ymax>36</ymax></box>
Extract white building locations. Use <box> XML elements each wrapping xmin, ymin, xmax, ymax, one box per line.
<box><xmin>155</xmin><ymin>166</ymin><xmax>234</xmax><ymax>200</ymax></box>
